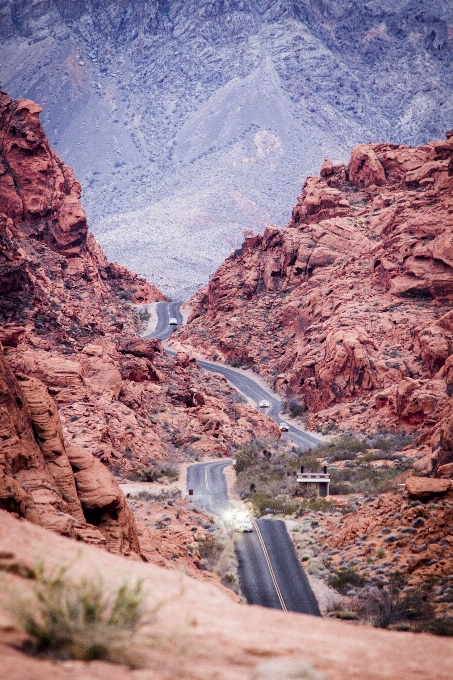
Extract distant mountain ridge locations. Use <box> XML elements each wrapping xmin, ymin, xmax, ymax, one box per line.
<box><xmin>2</xmin><ymin>0</ymin><xmax>453</xmax><ymax>298</ymax></box>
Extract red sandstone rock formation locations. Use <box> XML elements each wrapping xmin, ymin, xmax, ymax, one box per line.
<box><xmin>0</xmin><ymin>348</ymin><xmax>140</xmax><ymax>555</ymax></box>
<box><xmin>0</xmin><ymin>88</ymin><xmax>163</xmax><ymax>331</ymax></box>
<box><xmin>173</xmin><ymin>133</ymin><xmax>453</xmax><ymax>472</ymax></box>
<box><xmin>405</xmin><ymin>476</ymin><xmax>452</xmax><ymax>500</ymax></box>
<box><xmin>0</xmin><ymin>89</ymin><xmax>280</xmax><ymax>565</ymax></box>
<box><xmin>308</xmin><ymin>487</ymin><xmax>453</xmax><ymax>589</ymax></box>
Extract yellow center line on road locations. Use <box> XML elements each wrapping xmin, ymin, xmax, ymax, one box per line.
<box><xmin>252</xmin><ymin>521</ymin><xmax>288</xmax><ymax>612</ymax></box>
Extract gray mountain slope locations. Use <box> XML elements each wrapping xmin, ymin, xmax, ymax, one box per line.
<box><xmin>1</xmin><ymin>0</ymin><xmax>452</xmax><ymax>298</ymax></box>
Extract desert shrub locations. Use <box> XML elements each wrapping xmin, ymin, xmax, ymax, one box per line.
<box><xmin>229</xmin><ymin>359</ymin><xmax>243</xmax><ymax>368</ymax></box>
<box><xmin>249</xmin><ymin>492</ymin><xmax>298</xmax><ymax>517</ymax></box>
<box><xmin>159</xmin><ymin>465</ymin><xmax>179</xmax><ymax>480</ymax></box>
<box><xmin>125</xmin><ymin>467</ymin><xmax>158</xmax><ymax>482</ymax></box>
<box><xmin>235</xmin><ymin>448</ymin><xmax>260</xmax><ymax>474</ymax></box>
<box><xmin>223</xmin><ymin>573</ymin><xmax>236</xmax><ymax>584</ymax></box>
<box><xmin>361</xmin><ymin>572</ymin><xmax>435</xmax><ymax>629</ymax></box>
<box><xmin>15</xmin><ymin>563</ymin><xmax>147</xmax><ymax>661</ymax></box>
<box><xmin>367</xmin><ymin>430</ymin><xmax>414</xmax><ymax>452</ymax></box>
<box><xmin>229</xmin><ymin>392</ymin><xmax>247</xmax><ymax>404</ymax></box>
<box><xmin>287</xmin><ymin>398</ymin><xmax>304</xmax><ymax>418</ymax></box>
<box><xmin>197</xmin><ymin>536</ymin><xmax>225</xmax><ymax>570</ymax></box>
<box><xmin>329</xmin><ymin>480</ymin><xmax>354</xmax><ymax>495</ymax></box>
<box><xmin>137</xmin><ymin>308</ymin><xmax>150</xmax><ymax>323</ymax></box>
<box><xmin>296</xmin><ymin>455</ymin><xmax>322</xmax><ymax>473</ymax></box>
<box><xmin>131</xmin><ymin>489</ymin><xmax>181</xmax><ymax>503</ymax></box>
<box><xmin>296</xmin><ymin>497</ymin><xmax>333</xmax><ymax>514</ymax></box>
<box><xmin>306</xmin><ymin>435</ymin><xmax>368</xmax><ymax>462</ymax></box>
<box><xmin>328</xmin><ymin>568</ymin><xmax>366</xmax><ymax>595</ymax></box>
<box><xmin>125</xmin><ymin>464</ymin><xmax>179</xmax><ymax>482</ymax></box>
<box><xmin>420</xmin><ymin>616</ymin><xmax>453</xmax><ymax>636</ymax></box>
<box><xmin>329</xmin><ymin>462</ymin><xmax>408</xmax><ymax>495</ymax></box>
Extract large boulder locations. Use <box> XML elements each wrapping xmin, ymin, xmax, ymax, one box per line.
<box><xmin>348</xmin><ymin>144</ymin><xmax>386</xmax><ymax>187</ymax></box>
<box><xmin>405</xmin><ymin>476</ymin><xmax>451</xmax><ymax>500</ymax></box>
<box><xmin>66</xmin><ymin>445</ymin><xmax>140</xmax><ymax>557</ymax></box>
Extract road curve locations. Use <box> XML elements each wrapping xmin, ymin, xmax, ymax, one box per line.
<box><xmin>144</xmin><ymin>301</ymin><xmax>183</xmax><ymax>341</ymax></box>
<box><xmin>148</xmin><ymin>304</ymin><xmax>320</xmax><ymax>615</ymax></box>
<box><xmin>196</xmin><ymin>358</ymin><xmax>320</xmax><ymax>449</ymax></box>
<box><xmin>147</xmin><ymin>302</ymin><xmax>320</xmax><ymax>449</ymax></box>
<box><xmin>187</xmin><ymin>460</ymin><xmax>320</xmax><ymax>615</ymax></box>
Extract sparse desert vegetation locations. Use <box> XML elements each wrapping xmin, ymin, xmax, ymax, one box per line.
<box><xmin>13</xmin><ymin>563</ymin><xmax>148</xmax><ymax>662</ymax></box>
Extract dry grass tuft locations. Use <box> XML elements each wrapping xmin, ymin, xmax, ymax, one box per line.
<box><xmin>13</xmin><ymin>561</ymin><xmax>148</xmax><ymax>662</ymax></box>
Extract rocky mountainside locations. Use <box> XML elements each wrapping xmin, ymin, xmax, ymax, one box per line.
<box><xmin>1</xmin><ymin>1</ymin><xmax>453</xmax><ymax>297</ymax></box>
<box><xmin>173</xmin><ymin>130</ymin><xmax>453</xmax><ymax>475</ymax></box>
<box><xmin>0</xmin><ymin>89</ymin><xmax>279</xmax><ymax>565</ymax></box>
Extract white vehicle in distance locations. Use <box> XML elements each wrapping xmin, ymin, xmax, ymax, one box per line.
<box><xmin>279</xmin><ymin>422</ymin><xmax>289</xmax><ymax>432</ymax></box>
<box><xmin>259</xmin><ymin>399</ymin><xmax>270</xmax><ymax>408</ymax></box>
<box><xmin>235</xmin><ymin>520</ymin><xmax>253</xmax><ymax>532</ymax></box>
<box><xmin>169</xmin><ymin>317</ymin><xmax>178</xmax><ymax>325</ymax></box>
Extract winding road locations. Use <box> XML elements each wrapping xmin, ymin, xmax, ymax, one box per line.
<box><xmin>147</xmin><ymin>302</ymin><xmax>321</xmax><ymax>615</ymax></box>
<box><xmin>146</xmin><ymin>301</ymin><xmax>184</xmax><ymax>341</ymax></box>
<box><xmin>146</xmin><ymin>302</ymin><xmax>320</xmax><ymax>449</ymax></box>
<box><xmin>186</xmin><ymin>460</ymin><xmax>320</xmax><ymax>616</ymax></box>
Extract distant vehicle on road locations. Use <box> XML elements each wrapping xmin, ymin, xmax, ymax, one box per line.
<box><xmin>279</xmin><ymin>422</ymin><xmax>289</xmax><ymax>432</ymax></box>
<box><xmin>169</xmin><ymin>317</ymin><xmax>178</xmax><ymax>325</ymax></box>
<box><xmin>235</xmin><ymin>520</ymin><xmax>253</xmax><ymax>532</ymax></box>
<box><xmin>259</xmin><ymin>399</ymin><xmax>270</xmax><ymax>408</ymax></box>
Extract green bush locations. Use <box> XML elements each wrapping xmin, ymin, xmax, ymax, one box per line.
<box><xmin>329</xmin><ymin>462</ymin><xmax>407</xmax><ymax>495</ymax></box>
<box><xmin>249</xmin><ymin>492</ymin><xmax>298</xmax><ymax>517</ymax></box>
<box><xmin>15</xmin><ymin>563</ymin><xmax>146</xmax><ymax>661</ymax></box>
<box><xmin>287</xmin><ymin>398</ymin><xmax>304</xmax><ymax>418</ymax></box>
<box><xmin>328</xmin><ymin>568</ymin><xmax>366</xmax><ymax>594</ymax></box>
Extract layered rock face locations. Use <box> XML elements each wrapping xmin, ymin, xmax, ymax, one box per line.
<box><xmin>0</xmin><ymin>87</ymin><xmax>164</xmax><ymax>332</ymax></box>
<box><xmin>0</xmin><ymin>350</ymin><xmax>139</xmax><ymax>555</ymax></box>
<box><xmin>0</xmin><ymin>90</ymin><xmax>279</xmax><ymax>562</ymax></box>
<box><xmin>174</xmin><ymin>132</ymin><xmax>453</xmax><ymax>472</ymax></box>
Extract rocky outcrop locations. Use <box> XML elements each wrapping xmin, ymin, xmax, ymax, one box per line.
<box><xmin>305</xmin><ymin>487</ymin><xmax>453</xmax><ymax>591</ymax></box>
<box><xmin>405</xmin><ymin>476</ymin><xmax>451</xmax><ymax>500</ymax></box>
<box><xmin>16</xmin><ymin>373</ymin><xmax>86</xmax><ymax>523</ymax></box>
<box><xmin>0</xmin><ymin>88</ymin><xmax>163</xmax><ymax>335</ymax></box>
<box><xmin>0</xmin><ymin>346</ymin><xmax>140</xmax><ymax>555</ymax></box>
<box><xmin>174</xmin><ymin>132</ymin><xmax>453</xmax><ymax>465</ymax></box>
<box><xmin>65</xmin><ymin>444</ymin><xmax>140</xmax><ymax>556</ymax></box>
<box><xmin>0</xmin><ymin>93</ymin><xmax>87</xmax><ymax>257</ymax></box>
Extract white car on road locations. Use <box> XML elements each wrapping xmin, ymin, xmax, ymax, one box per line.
<box><xmin>279</xmin><ymin>422</ymin><xmax>289</xmax><ymax>432</ymax></box>
<box><xmin>235</xmin><ymin>520</ymin><xmax>253</xmax><ymax>532</ymax></box>
<box><xmin>259</xmin><ymin>399</ymin><xmax>270</xmax><ymax>408</ymax></box>
<box><xmin>169</xmin><ymin>317</ymin><xmax>178</xmax><ymax>325</ymax></box>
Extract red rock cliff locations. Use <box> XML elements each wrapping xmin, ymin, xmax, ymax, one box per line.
<box><xmin>0</xmin><ymin>90</ymin><xmax>280</xmax><ymax>564</ymax></box>
<box><xmin>174</xmin><ymin>133</ymin><xmax>453</xmax><ymax>473</ymax></box>
<box><xmin>0</xmin><ymin>88</ymin><xmax>164</xmax><ymax>307</ymax></box>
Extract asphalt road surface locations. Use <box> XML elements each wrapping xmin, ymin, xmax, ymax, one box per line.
<box><xmin>196</xmin><ymin>359</ymin><xmax>320</xmax><ymax>449</ymax></box>
<box><xmin>186</xmin><ymin>461</ymin><xmax>320</xmax><ymax>615</ymax></box>
<box><xmin>149</xmin><ymin>304</ymin><xmax>320</xmax><ymax>615</ymax></box>
<box><xmin>149</xmin><ymin>302</ymin><xmax>320</xmax><ymax>449</ymax></box>
<box><xmin>144</xmin><ymin>301</ymin><xmax>183</xmax><ymax>341</ymax></box>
